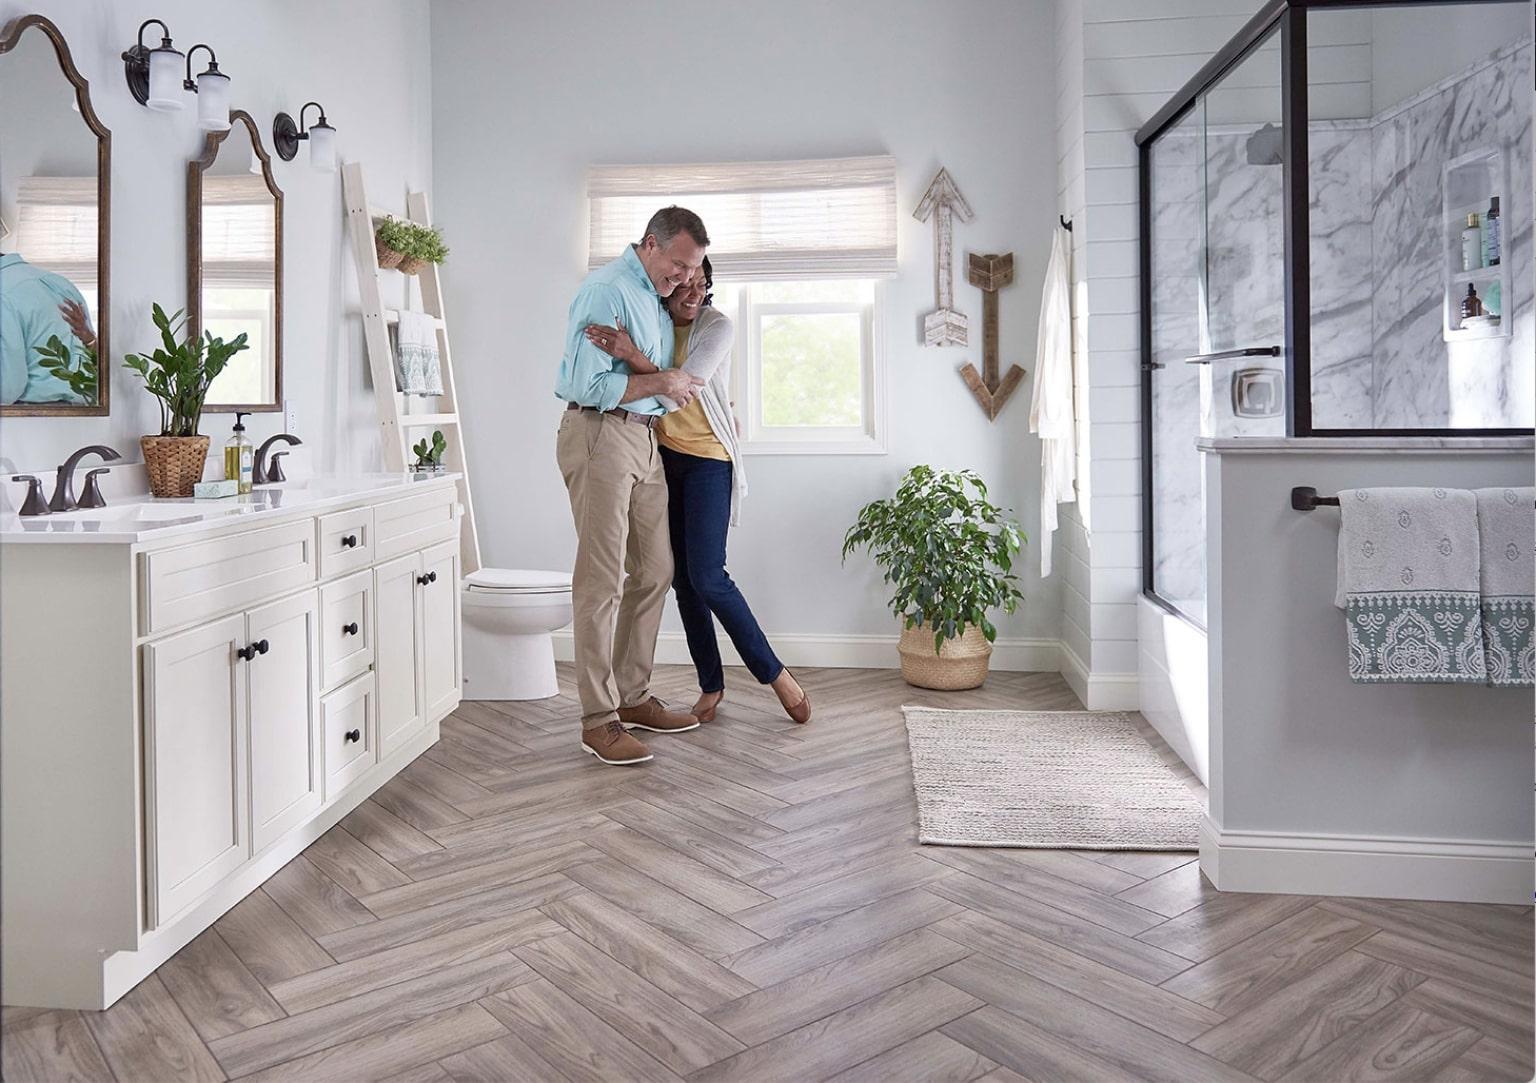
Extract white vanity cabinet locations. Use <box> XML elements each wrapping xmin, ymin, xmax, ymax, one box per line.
<box><xmin>0</xmin><ymin>475</ymin><xmax>463</xmax><ymax>1011</ymax></box>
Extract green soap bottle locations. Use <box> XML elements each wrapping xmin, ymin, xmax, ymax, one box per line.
<box><xmin>224</xmin><ymin>411</ymin><xmax>254</xmax><ymax>494</ymax></box>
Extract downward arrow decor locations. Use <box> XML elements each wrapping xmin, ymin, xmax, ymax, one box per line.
<box><xmin>914</xmin><ymin>167</ymin><xmax>974</xmax><ymax>346</ymax></box>
<box><xmin>958</xmin><ymin>252</ymin><xmax>1026</xmax><ymax>421</ymax></box>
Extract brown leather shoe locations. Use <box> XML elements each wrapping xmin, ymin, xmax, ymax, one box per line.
<box><xmin>616</xmin><ymin>696</ymin><xmax>700</xmax><ymax>733</ymax></box>
<box><xmin>773</xmin><ymin>670</ymin><xmax>811</xmax><ymax>724</ymax></box>
<box><xmin>582</xmin><ymin>721</ymin><xmax>653</xmax><ymax>765</ymax></box>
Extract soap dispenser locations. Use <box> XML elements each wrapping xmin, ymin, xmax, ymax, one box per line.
<box><xmin>225</xmin><ymin>411</ymin><xmax>254</xmax><ymax>494</ymax></box>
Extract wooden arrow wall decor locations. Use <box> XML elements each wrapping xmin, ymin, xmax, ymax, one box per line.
<box><xmin>913</xmin><ymin>167</ymin><xmax>974</xmax><ymax>346</ymax></box>
<box><xmin>958</xmin><ymin>252</ymin><xmax>1026</xmax><ymax>421</ymax></box>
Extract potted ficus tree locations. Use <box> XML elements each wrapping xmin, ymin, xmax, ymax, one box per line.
<box><xmin>842</xmin><ymin>465</ymin><xmax>1025</xmax><ymax>690</ymax></box>
<box><xmin>123</xmin><ymin>304</ymin><xmax>249</xmax><ymax>497</ymax></box>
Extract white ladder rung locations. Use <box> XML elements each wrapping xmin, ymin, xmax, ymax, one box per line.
<box><xmin>384</xmin><ymin>308</ymin><xmax>445</xmax><ymax>329</ymax></box>
<box><xmin>399</xmin><ymin>413</ymin><xmax>459</xmax><ymax>427</ymax></box>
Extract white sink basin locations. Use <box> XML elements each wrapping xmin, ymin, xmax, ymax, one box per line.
<box><xmin>52</xmin><ymin>500</ymin><xmax>247</xmax><ymax>522</ymax></box>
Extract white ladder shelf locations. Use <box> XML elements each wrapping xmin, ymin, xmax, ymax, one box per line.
<box><xmin>342</xmin><ymin>161</ymin><xmax>481</xmax><ymax>576</ymax></box>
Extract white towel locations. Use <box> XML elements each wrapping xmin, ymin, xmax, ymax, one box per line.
<box><xmin>1475</xmin><ymin>487</ymin><xmax>1535</xmax><ymax>687</ymax></box>
<box><xmin>1335</xmin><ymin>487</ymin><xmax>1485</xmax><ymax>683</ymax></box>
<box><xmin>1029</xmin><ymin>226</ymin><xmax>1075</xmax><ymax>578</ymax></box>
<box><xmin>395</xmin><ymin>311</ymin><xmax>442</xmax><ymax>396</ymax></box>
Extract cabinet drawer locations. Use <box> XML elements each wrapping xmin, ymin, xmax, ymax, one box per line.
<box><xmin>317</xmin><ymin>507</ymin><xmax>375</xmax><ymax>580</ymax></box>
<box><xmin>141</xmin><ymin>520</ymin><xmax>316</xmax><ymax>636</ymax></box>
<box><xmin>321</xmin><ymin>672</ymin><xmax>375</xmax><ymax>801</ymax></box>
<box><xmin>374</xmin><ymin>488</ymin><xmax>457</xmax><ymax>561</ymax></box>
<box><xmin>320</xmin><ymin>570</ymin><xmax>373</xmax><ymax>693</ymax></box>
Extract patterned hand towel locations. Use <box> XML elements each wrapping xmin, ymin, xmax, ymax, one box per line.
<box><xmin>1475</xmin><ymin>487</ymin><xmax>1535</xmax><ymax>687</ymax></box>
<box><xmin>394</xmin><ymin>311</ymin><xmax>442</xmax><ymax>396</ymax></box>
<box><xmin>1335</xmin><ymin>487</ymin><xmax>1484</xmax><ymax>683</ymax></box>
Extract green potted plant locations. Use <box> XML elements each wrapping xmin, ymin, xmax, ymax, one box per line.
<box><xmin>374</xmin><ymin>216</ymin><xmax>411</xmax><ymax>270</ymax></box>
<box><xmin>123</xmin><ymin>304</ymin><xmax>249</xmax><ymax>497</ymax></box>
<box><xmin>842</xmin><ymin>465</ymin><xmax>1025</xmax><ymax>690</ymax></box>
<box><xmin>34</xmin><ymin>334</ymin><xmax>98</xmax><ymax>404</ymax></box>
<box><xmin>396</xmin><ymin>222</ymin><xmax>448</xmax><ymax>276</ymax></box>
<box><xmin>412</xmin><ymin>429</ymin><xmax>448</xmax><ymax>472</ymax></box>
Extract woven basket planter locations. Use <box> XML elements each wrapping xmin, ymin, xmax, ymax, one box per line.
<box><xmin>898</xmin><ymin>621</ymin><xmax>992</xmax><ymax>691</ymax></box>
<box><xmin>375</xmin><ymin>234</ymin><xmax>405</xmax><ymax>270</ymax></box>
<box><xmin>141</xmin><ymin>435</ymin><xmax>209</xmax><ymax>498</ymax></box>
<box><xmin>396</xmin><ymin>255</ymin><xmax>427</xmax><ymax>275</ymax></box>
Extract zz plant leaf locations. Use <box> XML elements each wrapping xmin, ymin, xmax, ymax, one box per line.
<box><xmin>122</xmin><ymin>304</ymin><xmax>249</xmax><ymax>436</ymax></box>
<box><xmin>842</xmin><ymin>465</ymin><xmax>1026</xmax><ymax>653</ymax></box>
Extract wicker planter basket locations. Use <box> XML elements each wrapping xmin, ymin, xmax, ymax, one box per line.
<box><xmin>396</xmin><ymin>255</ymin><xmax>426</xmax><ymax>275</ymax></box>
<box><xmin>898</xmin><ymin>620</ymin><xmax>993</xmax><ymax>690</ymax></box>
<box><xmin>141</xmin><ymin>435</ymin><xmax>210</xmax><ymax>498</ymax></box>
<box><xmin>375</xmin><ymin>234</ymin><xmax>404</xmax><ymax>270</ymax></box>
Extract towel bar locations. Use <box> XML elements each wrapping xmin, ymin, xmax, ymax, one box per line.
<box><xmin>1292</xmin><ymin>485</ymin><xmax>1535</xmax><ymax>512</ymax></box>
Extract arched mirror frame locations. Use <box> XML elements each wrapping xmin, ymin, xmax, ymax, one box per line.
<box><xmin>188</xmin><ymin>108</ymin><xmax>284</xmax><ymax>413</ymax></box>
<box><xmin>0</xmin><ymin>13</ymin><xmax>112</xmax><ymax>417</ymax></box>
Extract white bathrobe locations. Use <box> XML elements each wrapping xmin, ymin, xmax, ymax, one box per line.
<box><xmin>1029</xmin><ymin>226</ymin><xmax>1076</xmax><ymax>578</ymax></box>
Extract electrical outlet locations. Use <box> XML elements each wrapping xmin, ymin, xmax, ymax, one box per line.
<box><xmin>284</xmin><ymin>400</ymin><xmax>299</xmax><ymax>434</ymax></box>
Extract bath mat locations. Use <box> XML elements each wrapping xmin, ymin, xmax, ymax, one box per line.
<box><xmin>901</xmin><ymin>707</ymin><xmax>1202</xmax><ymax>849</ymax></box>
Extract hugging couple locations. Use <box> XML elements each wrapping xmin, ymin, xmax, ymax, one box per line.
<box><xmin>554</xmin><ymin>206</ymin><xmax>811</xmax><ymax>766</ymax></box>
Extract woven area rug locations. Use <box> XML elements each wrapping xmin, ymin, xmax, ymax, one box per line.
<box><xmin>901</xmin><ymin>707</ymin><xmax>1202</xmax><ymax>850</ymax></box>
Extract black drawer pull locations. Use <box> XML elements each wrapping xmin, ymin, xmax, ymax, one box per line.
<box><xmin>341</xmin><ymin>534</ymin><xmax>359</xmax><ymax>548</ymax></box>
<box><xmin>236</xmin><ymin>644</ymin><xmax>255</xmax><ymax>662</ymax></box>
<box><xmin>254</xmin><ymin>639</ymin><xmax>270</xmax><ymax>655</ymax></box>
<box><xmin>342</xmin><ymin>621</ymin><xmax>359</xmax><ymax>636</ymax></box>
<box><xmin>417</xmin><ymin>571</ymin><xmax>437</xmax><ymax>586</ymax></box>
<box><xmin>344</xmin><ymin>728</ymin><xmax>361</xmax><ymax>743</ymax></box>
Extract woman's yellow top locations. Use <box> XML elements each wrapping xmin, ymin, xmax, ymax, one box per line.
<box><xmin>657</xmin><ymin>323</ymin><xmax>729</xmax><ymax>461</ymax></box>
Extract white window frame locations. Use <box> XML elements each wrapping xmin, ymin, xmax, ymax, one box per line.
<box><xmin>726</xmin><ymin>279</ymin><xmax>887</xmax><ymax>456</ymax></box>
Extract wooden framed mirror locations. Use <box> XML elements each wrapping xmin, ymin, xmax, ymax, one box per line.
<box><xmin>0</xmin><ymin>14</ymin><xmax>111</xmax><ymax>416</ymax></box>
<box><xmin>189</xmin><ymin>109</ymin><xmax>283</xmax><ymax>413</ymax></box>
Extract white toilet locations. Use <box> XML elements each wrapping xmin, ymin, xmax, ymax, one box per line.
<box><xmin>460</xmin><ymin>568</ymin><xmax>573</xmax><ymax>701</ymax></box>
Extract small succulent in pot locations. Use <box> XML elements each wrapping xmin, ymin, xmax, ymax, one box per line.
<box><xmin>412</xmin><ymin>429</ymin><xmax>448</xmax><ymax>471</ymax></box>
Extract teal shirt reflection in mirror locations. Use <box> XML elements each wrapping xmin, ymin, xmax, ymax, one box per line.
<box><xmin>0</xmin><ymin>252</ymin><xmax>94</xmax><ymax>404</ymax></box>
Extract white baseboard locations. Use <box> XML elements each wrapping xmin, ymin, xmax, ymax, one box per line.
<box><xmin>1200</xmin><ymin>815</ymin><xmax>1533</xmax><ymax>904</ymax></box>
<box><xmin>552</xmin><ymin>629</ymin><xmax>1059</xmax><ymax>673</ymax></box>
<box><xmin>1057</xmin><ymin>641</ymin><xmax>1139</xmax><ymax>710</ymax></box>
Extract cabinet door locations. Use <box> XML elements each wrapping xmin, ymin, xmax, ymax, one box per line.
<box><xmin>374</xmin><ymin>552</ymin><xmax>424</xmax><ymax>757</ymax></box>
<box><xmin>247</xmin><ymin>590</ymin><xmax>323</xmax><ymax>853</ymax></box>
<box><xmin>419</xmin><ymin>539</ymin><xmax>462</xmax><ymax>723</ymax></box>
<box><xmin>142</xmin><ymin>614</ymin><xmax>249</xmax><ymax>927</ymax></box>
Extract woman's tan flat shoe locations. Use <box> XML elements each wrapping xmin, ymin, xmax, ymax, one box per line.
<box><xmin>694</xmin><ymin>692</ymin><xmax>724</xmax><ymax>723</ymax></box>
<box><xmin>774</xmin><ymin>670</ymin><xmax>811</xmax><ymax>724</ymax></box>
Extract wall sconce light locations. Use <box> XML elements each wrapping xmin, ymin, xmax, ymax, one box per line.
<box><xmin>273</xmin><ymin>102</ymin><xmax>338</xmax><ymax>172</ymax></box>
<box><xmin>184</xmin><ymin>45</ymin><xmax>231</xmax><ymax>132</ymax></box>
<box><xmin>122</xmin><ymin>21</ymin><xmax>231</xmax><ymax>130</ymax></box>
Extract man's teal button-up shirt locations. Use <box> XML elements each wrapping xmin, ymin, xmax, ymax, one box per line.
<box><xmin>554</xmin><ymin>245</ymin><xmax>674</xmax><ymax>415</ymax></box>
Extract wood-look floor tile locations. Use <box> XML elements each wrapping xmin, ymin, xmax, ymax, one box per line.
<box><xmin>1437</xmin><ymin>1036</ymin><xmax>1534</xmax><ymax>1082</ymax></box>
<box><xmin>1191</xmin><ymin>950</ymin><xmax>1426</xmax><ymax>1079</ymax></box>
<box><xmin>397</xmin><ymin>751</ymin><xmax>498</xmax><ymax>808</ymax></box>
<box><xmin>82</xmin><ymin>974</ymin><xmax>223</xmax><ymax>1083</ymax></box>
<box><xmin>268</xmin><ymin>909</ymin><xmax>564</xmax><ymax>1014</ymax></box>
<box><xmin>381</xmin><ymin>1061</ymin><xmax>454</xmax><ymax>1083</ymax></box>
<box><xmin>436</xmin><ymin>1030</ymin><xmax>571</xmax><ymax>1082</ymax></box>
<box><xmin>586</xmin><ymin>825</ymin><xmax>773</xmax><ymax>915</ymax></box>
<box><xmin>372</xmin><ymin>772</ymin><xmax>472</xmax><ymax>831</ymax></box>
<box><xmin>1400</xmin><ymin>977</ymin><xmax>1536</xmax><ymax>1051</ymax></box>
<box><xmin>341</xmin><ymin>798</ymin><xmax>444</xmax><ymax>863</ymax></box>
<box><xmin>760</xmin><ymin>773</ymin><xmax>917</xmax><ymax>833</ymax></box>
<box><xmin>480</xmin><ymin>978</ymin><xmax>680</xmax><ymax>1083</ymax></box>
<box><xmin>690</xmin><ymin>975</ymin><xmax>982</xmax><ymax>1083</ymax></box>
<box><xmin>563</xmin><ymin>859</ymin><xmax>766</xmax><ymax>958</ymax></box>
<box><xmin>620</xmin><ymin>777</ymin><xmax>788</xmax><ymax>845</ymax></box>
<box><xmin>358</xmin><ymin>840</ymin><xmax>595</xmax><ymax>918</ymax></box>
<box><xmin>937</xmin><ymin>952</ymin><xmax>1247</xmax><ymax>1083</ymax></box>
<box><xmin>157</xmin><ymin>927</ymin><xmax>286</xmax><ymax>1041</ymax></box>
<box><xmin>732</xmin><ymin>853</ymin><xmax>953</xmax><ymax>938</ymax></box>
<box><xmin>239</xmin><ymin>1002</ymin><xmax>507</xmax><ymax>1083</ymax></box>
<box><xmin>1354</xmin><ymin>929</ymin><xmax>1532</xmax><ymax>1007</ymax></box>
<box><xmin>213</xmin><ymin>888</ymin><xmax>336</xmax><ymax>986</ymax></box>
<box><xmin>824</xmin><ymin>1030</ymin><xmax>997</xmax><ymax>1083</ymax></box>
<box><xmin>930</xmin><ymin>909</ymin><xmax>1224</xmax><ymax>1042</ymax></box>
<box><xmin>264</xmin><ymin>854</ymin><xmax>378</xmax><ymax>938</ymax></box>
<box><xmin>541</xmin><ymin>891</ymin><xmax>757</xmax><ymax>1013</ymax></box>
<box><xmin>1</xmin><ymin>1009</ymin><xmax>114</xmax><ymax>1083</ymax></box>
<box><xmin>940</xmin><ymin>1004</ymin><xmax>1148</xmax><ymax>1083</ymax></box>
<box><xmin>721</xmin><ymin>887</ymin><xmax>963</xmax><ymax>988</ymax></box>
<box><xmin>706</xmin><ymin>927</ymin><xmax>970</xmax><ymax>1046</ymax></box>
<box><xmin>1114</xmin><ymin>858</ymin><xmax>1222</xmax><ymax>918</ymax></box>
<box><xmin>402</xmin><ymin>810</ymin><xmax>617</xmax><ymax>877</ymax></box>
<box><xmin>1091</xmin><ymin>851</ymin><xmax>1199</xmax><ymax>880</ymax></box>
<box><xmin>513</xmin><ymin>932</ymin><xmax>744</xmax><ymax>1074</ymax></box>
<box><xmin>1161</xmin><ymin>905</ymin><xmax>1380</xmax><ymax>1017</ymax></box>
<box><xmin>1275</xmin><ymin>1000</ymin><xmax>1481</xmax><ymax>1082</ymax></box>
<box><xmin>602</xmin><ymin>800</ymin><xmax>780</xmax><ymax>879</ymax></box>
<box><xmin>927</xmin><ymin>869</ymin><xmax>1194</xmax><ymax>983</ymax></box>
<box><xmin>741</xmin><ymin>836</ymin><xmax>923</xmax><ymax>899</ymax></box>
<box><xmin>303</xmin><ymin>824</ymin><xmax>412</xmax><ymax>897</ymax></box>
<box><xmin>1136</xmin><ymin>892</ymin><xmax>1317</xmax><ymax>962</ymax></box>
<box><xmin>1317</xmin><ymin>896</ymin><xmax>1534</xmax><ymax>976</ymax></box>
<box><xmin>647</xmin><ymin>758</ymin><xmax>791</xmax><ymax>817</ymax></box>
<box><xmin>208</xmin><ymin>953</ymin><xmax>531</xmax><ymax>1078</ymax></box>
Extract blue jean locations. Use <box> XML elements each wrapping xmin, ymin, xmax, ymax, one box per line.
<box><xmin>661</xmin><ymin>446</ymin><xmax>783</xmax><ymax>693</ymax></box>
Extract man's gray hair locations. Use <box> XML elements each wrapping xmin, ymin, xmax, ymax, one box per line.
<box><xmin>641</xmin><ymin>205</ymin><xmax>709</xmax><ymax>249</ymax></box>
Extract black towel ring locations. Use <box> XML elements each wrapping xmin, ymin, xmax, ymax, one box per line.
<box><xmin>1059</xmin><ymin>215</ymin><xmax>1073</xmax><ymax>232</ymax></box>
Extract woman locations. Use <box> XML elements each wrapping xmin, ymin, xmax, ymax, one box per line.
<box><xmin>585</xmin><ymin>258</ymin><xmax>810</xmax><ymax>724</ymax></box>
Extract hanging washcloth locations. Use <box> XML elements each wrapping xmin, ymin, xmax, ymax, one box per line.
<box><xmin>395</xmin><ymin>310</ymin><xmax>442</xmax><ymax>396</ymax></box>
<box><xmin>1029</xmin><ymin>224</ymin><xmax>1075</xmax><ymax>577</ymax></box>
<box><xmin>1334</xmin><ymin>487</ymin><xmax>1484</xmax><ymax>683</ymax></box>
<box><xmin>1474</xmin><ymin>486</ymin><xmax>1535</xmax><ymax>687</ymax></box>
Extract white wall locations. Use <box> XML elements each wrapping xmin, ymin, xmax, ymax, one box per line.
<box><xmin>430</xmin><ymin>0</ymin><xmax>1062</xmax><ymax>656</ymax></box>
<box><xmin>0</xmin><ymin>0</ymin><xmax>433</xmax><ymax>479</ymax></box>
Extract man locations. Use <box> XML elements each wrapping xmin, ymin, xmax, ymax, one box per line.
<box><xmin>0</xmin><ymin>252</ymin><xmax>94</xmax><ymax>404</ymax></box>
<box><xmin>555</xmin><ymin>206</ymin><xmax>708</xmax><ymax>765</ymax></box>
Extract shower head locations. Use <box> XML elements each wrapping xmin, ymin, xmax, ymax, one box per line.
<box><xmin>1246</xmin><ymin>123</ymin><xmax>1284</xmax><ymax>166</ymax></box>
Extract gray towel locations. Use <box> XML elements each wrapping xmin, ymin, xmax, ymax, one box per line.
<box><xmin>1475</xmin><ymin>487</ymin><xmax>1535</xmax><ymax>687</ymax></box>
<box><xmin>394</xmin><ymin>311</ymin><xmax>442</xmax><ymax>396</ymax></box>
<box><xmin>1335</xmin><ymin>487</ymin><xmax>1485</xmax><ymax>683</ymax></box>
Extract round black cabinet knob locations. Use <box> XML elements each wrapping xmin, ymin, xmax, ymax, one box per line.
<box><xmin>255</xmin><ymin>639</ymin><xmax>270</xmax><ymax>655</ymax></box>
<box><xmin>236</xmin><ymin>644</ymin><xmax>254</xmax><ymax>661</ymax></box>
<box><xmin>344</xmin><ymin>728</ymin><xmax>361</xmax><ymax>743</ymax></box>
<box><xmin>342</xmin><ymin>622</ymin><xmax>359</xmax><ymax>636</ymax></box>
<box><xmin>341</xmin><ymin>534</ymin><xmax>358</xmax><ymax>548</ymax></box>
<box><xmin>427</xmin><ymin>571</ymin><xmax>438</xmax><ymax>583</ymax></box>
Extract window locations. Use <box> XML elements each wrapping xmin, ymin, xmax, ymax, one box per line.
<box><xmin>587</xmin><ymin>156</ymin><xmax>896</xmax><ymax>453</ymax></box>
<box><xmin>199</xmin><ymin>177</ymin><xmax>277</xmax><ymax>404</ymax></box>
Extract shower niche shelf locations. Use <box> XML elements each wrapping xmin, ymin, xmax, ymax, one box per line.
<box><xmin>1442</xmin><ymin>147</ymin><xmax>1510</xmax><ymax>342</ymax></box>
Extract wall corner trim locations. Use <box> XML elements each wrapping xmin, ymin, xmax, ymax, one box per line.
<box><xmin>1057</xmin><ymin>640</ymin><xmax>1140</xmax><ymax>710</ymax></box>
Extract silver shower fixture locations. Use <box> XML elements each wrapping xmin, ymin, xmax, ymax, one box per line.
<box><xmin>1246</xmin><ymin>122</ymin><xmax>1284</xmax><ymax>166</ymax></box>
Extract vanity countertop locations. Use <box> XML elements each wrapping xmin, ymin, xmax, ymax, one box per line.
<box><xmin>0</xmin><ymin>472</ymin><xmax>461</xmax><ymax>546</ymax></box>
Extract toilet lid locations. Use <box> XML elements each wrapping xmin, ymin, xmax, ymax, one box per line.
<box><xmin>465</xmin><ymin>568</ymin><xmax>572</xmax><ymax>594</ymax></box>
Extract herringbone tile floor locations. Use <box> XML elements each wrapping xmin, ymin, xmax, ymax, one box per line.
<box><xmin>4</xmin><ymin>664</ymin><xmax>1531</xmax><ymax>1081</ymax></box>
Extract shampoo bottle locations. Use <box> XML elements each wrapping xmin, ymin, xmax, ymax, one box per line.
<box><xmin>1461</xmin><ymin>212</ymin><xmax>1482</xmax><ymax>272</ymax></box>
<box><xmin>1483</xmin><ymin>196</ymin><xmax>1500</xmax><ymax>266</ymax></box>
<box><xmin>225</xmin><ymin>411</ymin><xmax>254</xmax><ymax>494</ymax></box>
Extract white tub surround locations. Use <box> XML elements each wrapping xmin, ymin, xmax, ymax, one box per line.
<box><xmin>0</xmin><ymin>474</ymin><xmax>464</xmax><ymax>1009</ymax></box>
<box><xmin>1202</xmin><ymin>445</ymin><xmax>1533</xmax><ymax>904</ymax></box>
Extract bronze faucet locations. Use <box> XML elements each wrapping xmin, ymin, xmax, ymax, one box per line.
<box><xmin>49</xmin><ymin>445</ymin><xmax>121</xmax><ymax>512</ymax></box>
<box><xmin>253</xmin><ymin>433</ymin><xmax>302</xmax><ymax>485</ymax></box>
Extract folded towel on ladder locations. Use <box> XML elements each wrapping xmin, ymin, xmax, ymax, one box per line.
<box><xmin>1335</xmin><ymin>487</ymin><xmax>1485</xmax><ymax>683</ymax></box>
<box><xmin>1475</xmin><ymin>486</ymin><xmax>1535</xmax><ymax>687</ymax></box>
<box><xmin>395</xmin><ymin>310</ymin><xmax>443</xmax><ymax>396</ymax></box>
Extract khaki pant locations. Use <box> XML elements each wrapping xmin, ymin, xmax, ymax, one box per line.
<box><xmin>556</xmin><ymin>408</ymin><xmax>672</xmax><ymax>730</ymax></box>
